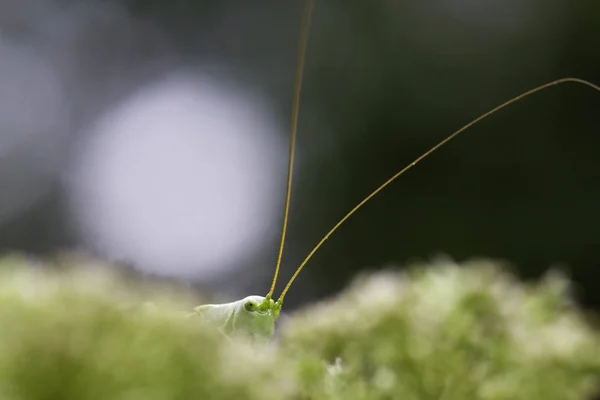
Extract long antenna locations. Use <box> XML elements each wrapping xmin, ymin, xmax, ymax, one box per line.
<box><xmin>276</xmin><ymin>77</ymin><xmax>600</xmax><ymax>303</ymax></box>
<box><xmin>266</xmin><ymin>0</ymin><xmax>315</xmax><ymax>299</ymax></box>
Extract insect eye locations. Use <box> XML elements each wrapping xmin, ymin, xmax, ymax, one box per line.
<box><xmin>244</xmin><ymin>301</ymin><xmax>256</xmax><ymax>312</ymax></box>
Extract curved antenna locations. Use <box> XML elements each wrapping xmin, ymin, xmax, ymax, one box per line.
<box><xmin>276</xmin><ymin>77</ymin><xmax>600</xmax><ymax>303</ymax></box>
<box><xmin>266</xmin><ymin>0</ymin><xmax>315</xmax><ymax>300</ymax></box>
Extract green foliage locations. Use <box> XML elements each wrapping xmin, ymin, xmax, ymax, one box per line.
<box><xmin>0</xmin><ymin>254</ymin><xmax>597</xmax><ymax>400</ymax></box>
<box><xmin>280</xmin><ymin>259</ymin><xmax>600</xmax><ymax>400</ymax></box>
<box><xmin>0</xmin><ymin>255</ymin><xmax>292</xmax><ymax>400</ymax></box>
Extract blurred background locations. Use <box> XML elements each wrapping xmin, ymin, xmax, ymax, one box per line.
<box><xmin>0</xmin><ymin>0</ymin><xmax>598</xmax><ymax>311</ymax></box>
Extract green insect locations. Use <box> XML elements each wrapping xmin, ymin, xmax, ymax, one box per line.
<box><xmin>190</xmin><ymin>0</ymin><xmax>600</xmax><ymax>344</ymax></box>
<box><xmin>192</xmin><ymin>296</ymin><xmax>280</xmax><ymax>344</ymax></box>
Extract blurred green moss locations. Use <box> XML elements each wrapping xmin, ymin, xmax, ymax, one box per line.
<box><xmin>0</xmin><ymin>254</ymin><xmax>597</xmax><ymax>400</ymax></box>
<box><xmin>280</xmin><ymin>259</ymin><xmax>600</xmax><ymax>400</ymax></box>
<box><xmin>0</xmin><ymin>254</ymin><xmax>292</xmax><ymax>400</ymax></box>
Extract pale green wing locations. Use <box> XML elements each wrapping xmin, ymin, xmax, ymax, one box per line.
<box><xmin>192</xmin><ymin>302</ymin><xmax>238</xmax><ymax>334</ymax></box>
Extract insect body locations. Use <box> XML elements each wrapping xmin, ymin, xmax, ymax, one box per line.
<box><xmin>192</xmin><ymin>0</ymin><xmax>600</xmax><ymax>343</ymax></box>
<box><xmin>192</xmin><ymin>296</ymin><xmax>281</xmax><ymax>344</ymax></box>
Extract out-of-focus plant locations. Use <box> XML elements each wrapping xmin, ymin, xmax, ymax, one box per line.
<box><xmin>280</xmin><ymin>259</ymin><xmax>600</xmax><ymax>400</ymax></box>
<box><xmin>0</xmin><ymin>253</ymin><xmax>294</xmax><ymax>400</ymax></box>
<box><xmin>0</xmin><ymin>254</ymin><xmax>597</xmax><ymax>400</ymax></box>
